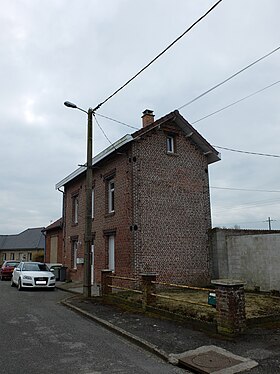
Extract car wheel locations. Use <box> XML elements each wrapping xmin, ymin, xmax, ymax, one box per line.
<box><xmin>11</xmin><ymin>278</ymin><xmax>16</xmax><ymax>287</ymax></box>
<box><xmin>18</xmin><ymin>278</ymin><xmax>23</xmax><ymax>291</ymax></box>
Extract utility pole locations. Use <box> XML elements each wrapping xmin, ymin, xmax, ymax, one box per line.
<box><xmin>265</xmin><ymin>217</ymin><xmax>275</xmax><ymax>230</ymax></box>
<box><xmin>84</xmin><ymin>108</ymin><xmax>93</xmax><ymax>298</ymax></box>
<box><xmin>64</xmin><ymin>101</ymin><xmax>93</xmax><ymax>298</ymax></box>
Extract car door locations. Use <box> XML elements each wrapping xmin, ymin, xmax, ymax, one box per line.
<box><xmin>13</xmin><ymin>263</ymin><xmax>21</xmax><ymax>284</ymax></box>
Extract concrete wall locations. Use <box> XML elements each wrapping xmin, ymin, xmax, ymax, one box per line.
<box><xmin>210</xmin><ymin>229</ymin><xmax>280</xmax><ymax>291</ymax></box>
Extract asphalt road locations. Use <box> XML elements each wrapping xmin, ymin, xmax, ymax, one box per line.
<box><xmin>0</xmin><ymin>280</ymin><xmax>186</xmax><ymax>373</ymax></box>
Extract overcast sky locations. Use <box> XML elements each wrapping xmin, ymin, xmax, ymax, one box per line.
<box><xmin>1</xmin><ymin>0</ymin><xmax>280</xmax><ymax>234</ymax></box>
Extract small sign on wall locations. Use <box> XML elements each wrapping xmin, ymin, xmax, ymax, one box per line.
<box><xmin>76</xmin><ymin>257</ymin><xmax>84</xmax><ymax>264</ymax></box>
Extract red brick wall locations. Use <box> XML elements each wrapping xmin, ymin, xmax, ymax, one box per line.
<box><xmin>45</xmin><ymin>228</ymin><xmax>63</xmax><ymax>264</ymax></box>
<box><xmin>63</xmin><ymin>153</ymin><xmax>134</xmax><ymax>283</ymax></box>
<box><xmin>131</xmin><ymin>124</ymin><xmax>211</xmax><ymax>285</ymax></box>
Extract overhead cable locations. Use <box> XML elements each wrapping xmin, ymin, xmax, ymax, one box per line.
<box><xmin>210</xmin><ymin>186</ymin><xmax>280</xmax><ymax>193</ymax></box>
<box><xmin>94</xmin><ymin>114</ymin><xmax>116</xmax><ymax>150</ymax></box>
<box><xmin>214</xmin><ymin>219</ymin><xmax>278</xmax><ymax>226</ymax></box>
<box><xmin>192</xmin><ymin>80</ymin><xmax>280</xmax><ymax>124</ymax></box>
<box><xmin>178</xmin><ymin>45</ymin><xmax>280</xmax><ymax>110</ymax></box>
<box><xmin>96</xmin><ymin>113</ymin><xmax>138</xmax><ymax>130</ymax></box>
<box><xmin>213</xmin><ymin>146</ymin><xmax>280</xmax><ymax>158</ymax></box>
<box><xmin>95</xmin><ymin>111</ymin><xmax>280</xmax><ymax>159</ymax></box>
<box><xmin>92</xmin><ymin>0</ymin><xmax>223</xmax><ymax>112</ymax></box>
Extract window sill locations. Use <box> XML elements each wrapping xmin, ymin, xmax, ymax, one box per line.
<box><xmin>166</xmin><ymin>152</ymin><xmax>179</xmax><ymax>157</ymax></box>
<box><xmin>105</xmin><ymin>212</ymin><xmax>115</xmax><ymax>218</ymax></box>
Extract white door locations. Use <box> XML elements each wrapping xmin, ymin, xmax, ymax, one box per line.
<box><xmin>91</xmin><ymin>244</ymin><xmax>94</xmax><ymax>285</ymax></box>
<box><xmin>108</xmin><ymin>236</ymin><xmax>115</xmax><ymax>272</ymax></box>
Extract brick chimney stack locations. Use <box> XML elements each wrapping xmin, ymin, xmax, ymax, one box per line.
<box><xmin>142</xmin><ymin>109</ymin><xmax>154</xmax><ymax>128</ymax></box>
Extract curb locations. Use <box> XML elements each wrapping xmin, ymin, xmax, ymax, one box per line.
<box><xmin>60</xmin><ymin>295</ymin><xmax>169</xmax><ymax>362</ymax></box>
<box><xmin>56</xmin><ymin>284</ymin><xmax>82</xmax><ymax>295</ymax></box>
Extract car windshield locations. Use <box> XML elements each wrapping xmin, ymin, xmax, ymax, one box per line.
<box><xmin>22</xmin><ymin>263</ymin><xmax>49</xmax><ymax>272</ymax></box>
<box><xmin>6</xmin><ymin>262</ymin><xmax>19</xmax><ymax>267</ymax></box>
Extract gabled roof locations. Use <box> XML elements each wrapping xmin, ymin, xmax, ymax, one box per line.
<box><xmin>43</xmin><ymin>218</ymin><xmax>63</xmax><ymax>232</ymax></box>
<box><xmin>56</xmin><ymin>134</ymin><xmax>132</xmax><ymax>189</ymax></box>
<box><xmin>132</xmin><ymin>110</ymin><xmax>220</xmax><ymax>164</ymax></box>
<box><xmin>0</xmin><ymin>227</ymin><xmax>45</xmax><ymax>251</ymax></box>
<box><xmin>56</xmin><ymin>110</ymin><xmax>220</xmax><ymax>189</ymax></box>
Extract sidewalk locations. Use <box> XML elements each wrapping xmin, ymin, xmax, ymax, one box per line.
<box><xmin>56</xmin><ymin>282</ymin><xmax>280</xmax><ymax>373</ymax></box>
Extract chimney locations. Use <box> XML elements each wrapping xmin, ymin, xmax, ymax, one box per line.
<box><xmin>142</xmin><ymin>109</ymin><xmax>154</xmax><ymax>128</ymax></box>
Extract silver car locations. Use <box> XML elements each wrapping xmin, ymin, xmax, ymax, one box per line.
<box><xmin>11</xmin><ymin>262</ymin><xmax>56</xmax><ymax>290</ymax></box>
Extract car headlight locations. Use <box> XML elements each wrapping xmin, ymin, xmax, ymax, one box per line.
<box><xmin>50</xmin><ymin>276</ymin><xmax>55</xmax><ymax>280</ymax></box>
<box><xmin>23</xmin><ymin>275</ymin><xmax>32</xmax><ymax>280</ymax></box>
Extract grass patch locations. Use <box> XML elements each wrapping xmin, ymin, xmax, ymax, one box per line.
<box><xmin>112</xmin><ymin>289</ymin><xmax>280</xmax><ymax>322</ymax></box>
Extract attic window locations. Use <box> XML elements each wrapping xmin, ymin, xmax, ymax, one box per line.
<box><xmin>166</xmin><ymin>134</ymin><xmax>175</xmax><ymax>153</ymax></box>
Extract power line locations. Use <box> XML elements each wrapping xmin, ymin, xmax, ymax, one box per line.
<box><xmin>96</xmin><ymin>113</ymin><xmax>138</xmax><ymax>130</ymax></box>
<box><xmin>210</xmin><ymin>186</ymin><xmax>280</xmax><ymax>193</ymax></box>
<box><xmin>96</xmin><ymin>111</ymin><xmax>280</xmax><ymax>159</ymax></box>
<box><xmin>94</xmin><ymin>114</ymin><xmax>116</xmax><ymax>150</ymax></box>
<box><xmin>92</xmin><ymin>0</ymin><xmax>223</xmax><ymax>112</ymax></box>
<box><xmin>213</xmin><ymin>145</ymin><xmax>280</xmax><ymax>158</ymax></box>
<box><xmin>213</xmin><ymin>199</ymin><xmax>280</xmax><ymax>214</ymax></box>
<box><xmin>192</xmin><ymin>80</ymin><xmax>280</xmax><ymax>124</ymax></box>
<box><xmin>178</xmin><ymin>45</ymin><xmax>280</xmax><ymax>110</ymax></box>
<box><xmin>213</xmin><ymin>219</ymin><xmax>279</xmax><ymax>226</ymax></box>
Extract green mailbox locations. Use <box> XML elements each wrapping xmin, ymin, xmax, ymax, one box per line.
<box><xmin>208</xmin><ymin>291</ymin><xmax>216</xmax><ymax>307</ymax></box>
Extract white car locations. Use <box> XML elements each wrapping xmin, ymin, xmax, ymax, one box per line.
<box><xmin>11</xmin><ymin>262</ymin><xmax>56</xmax><ymax>290</ymax></box>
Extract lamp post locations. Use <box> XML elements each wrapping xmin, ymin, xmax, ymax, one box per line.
<box><xmin>64</xmin><ymin>101</ymin><xmax>93</xmax><ymax>298</ymax></box>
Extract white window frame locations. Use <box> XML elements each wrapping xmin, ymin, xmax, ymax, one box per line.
<box><xmin>108</xmin><ymin>235</ymin><xmax>115</xmax><ymax>272</ymax></box>
<box><xmin>73</xmin><ymin>240</ymin><xmax>78</xmax><ymax>269</ymax></box>
<box><xmin>167</xmin><ymin>135</ymin><xmax>175</xmax><ymax>153</ymax></box>
<box><xmin>73</xmin><ymin>195</ymin><xmax>78</xmax><ymax>224</ymax></box>
<box><xmin>92</xmin><ymin>188</ymin><xmax>95</xmax><ymax>219</ymax></box>
<box><xmin>108</xmin><ymin>179</ymin><xmax>115</xmax><ymax>213</ymax></box>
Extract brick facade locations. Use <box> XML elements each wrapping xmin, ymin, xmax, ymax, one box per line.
<box><xmin>44</xmin><ymin>218</ymin><xmax>63</xmax><ymax>264</ymax></box>
<box><xmin>58</xmin><ymin>110</ymin><xmax>220</xmax><ymax>285</ymax></box>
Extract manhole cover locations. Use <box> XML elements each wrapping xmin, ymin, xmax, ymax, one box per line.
<box><xmin>192</xmin><ymin>352</ymin><xmax>232</xmax><ymax>368</ymax></box>
<box><xmin>179</xmin><ymin>350</ymin><xmax>242</xmax><ymax>373</ymax></box>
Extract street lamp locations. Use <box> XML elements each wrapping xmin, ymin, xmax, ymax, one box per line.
<box><xmin>64</xmin><ymin>101</ymin><xmax>93</xmax><ymax>298</ymax></box>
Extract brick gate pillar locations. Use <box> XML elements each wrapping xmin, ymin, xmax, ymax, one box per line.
<box><xmin>140</xmin><ymin>273</ymin><xmax>157</xmax><ymax>310</ymax></box>
<box><xmin>211</xmin><ymin>279</ymin><xmax>246</xmax><ymax>336</ymax></box>
<box><xmin>101</xmin><ymin>269</ymin><xmax>112</xmax><ymax>296</ymax></box>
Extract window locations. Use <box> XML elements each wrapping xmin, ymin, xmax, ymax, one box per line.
<box><xmin>167</xmin><ymin>135</ymin><xmax>175</xmax><ymax>153</ymax></box>
<box><xmin>72</xmin><ymin>195</ymin><xmax>79</xmax><ymax>224</ymax></box>
<box><xmin>108</xmin><ymin>179</ymin><xmax>115</xmax><ymax>213</ymax></box>
<box><xmin>71</xmin><ymin>239</ymin><xmax>78</xmax><ymax>269</ymax></box>
<box><xmin>10</xmin><ymin>253</ymin><xmax>15</xmax><ymax>260</ymax></box>
<box><xmin>108</xmin><ymin>235</ymin><xmax>115</xmax><ymax>272</ymax></box>
<box><xmin>2</xmin><ymin>253</ymin><xmax>6</xmax><ymax>262</ymax></box>
<box><xmin>28</xmin><ymin>252</ymin><xmax>32</xmax><ymax>261</ymax></box>
<box><xmin>92</xmin><ymin>187</ymin><xmax>95</xmax><ymax>219</ymax></box>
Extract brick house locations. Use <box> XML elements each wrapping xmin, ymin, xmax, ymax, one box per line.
<box><xmin>56</xmin><ymin>110</ymin><xmax>220</xmax><ymax>286</ymax></box>
<box><xmin>43</xmin><ymin>218</ymin><xmax>63</xmax><ymax>265</ymax></box>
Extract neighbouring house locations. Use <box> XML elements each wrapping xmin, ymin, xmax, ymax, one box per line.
<box><xmin>56</xmin><ymin>109</ymin><xmax>220</xmax><ymax>286</ymax></box>
<box><xmin>43</xmin><ymin>218</ymin><xmax>63</xmax><ymax>265</ymax></box>
<box><xmin>210</xmin><ymin>228</ymin><xmax>280</xmax><ymax>292</ymax></box>
<box><xmin>0</xmin><ymin>227</ymin><xmax>45</xmax><ymax>264</ymax></box>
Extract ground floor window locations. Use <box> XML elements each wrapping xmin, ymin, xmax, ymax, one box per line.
<box><xmin>108</xmin><ymin>235</ymin><xmax>115</xmax><ymax>272</ymax></box>
<box><xmin>10</xmin><ymin>253</ymin><xmax>14</xmax><ymax>260</ymax></box>
<box><xmin>71</xmin><ymin>238</ymin><xmax>78</xmax><ymax>269</ymax></box>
